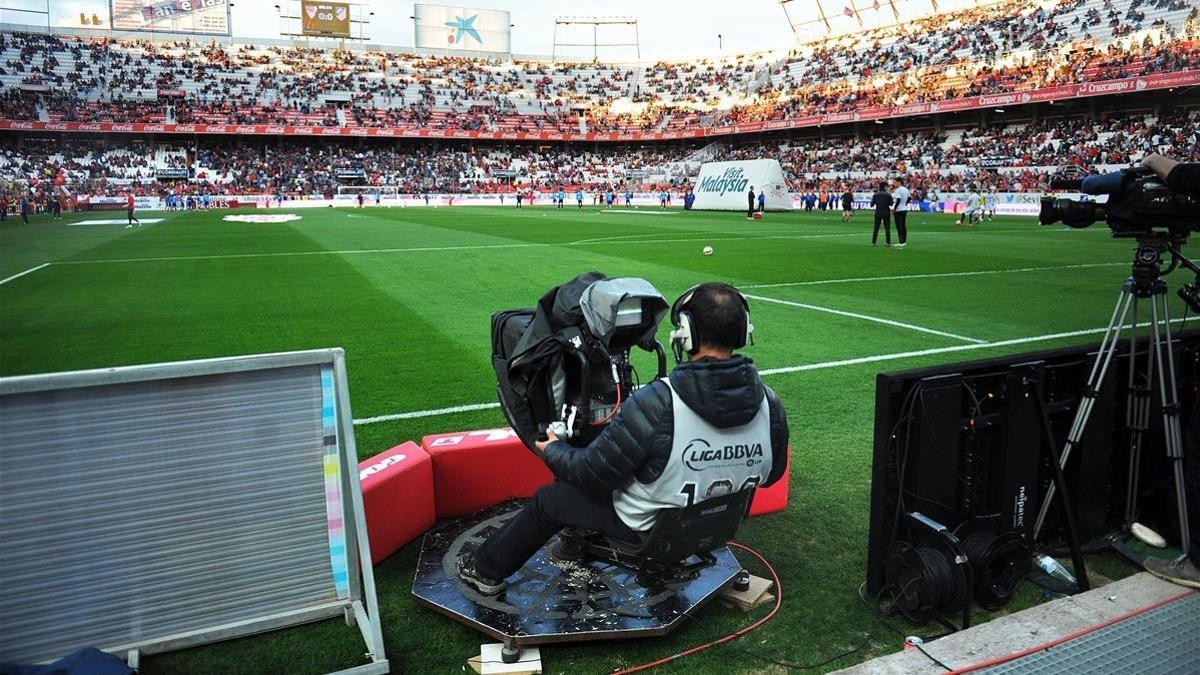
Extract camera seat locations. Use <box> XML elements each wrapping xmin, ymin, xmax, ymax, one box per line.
<box><xmin>565</xmin><ymin>489</ymin><xmax>755</xmax><ymax>589</ymax></box>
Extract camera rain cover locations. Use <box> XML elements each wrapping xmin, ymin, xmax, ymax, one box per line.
<box><xmin>491</xmin><ymin>273</ymin><xmax>666</xmax><ymax>451</ymax></box>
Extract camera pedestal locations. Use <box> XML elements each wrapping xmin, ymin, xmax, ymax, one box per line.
<box><xmin>412</xmin><ymin>501</ymin><xmax>741</xmax><ymax>648</ymax></box>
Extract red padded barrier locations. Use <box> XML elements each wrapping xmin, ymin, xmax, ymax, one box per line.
<box><xmin>358</xmin><ymin>442</ymin><xmax>435</xmax><ymax>565</ymax></box>
<box><xmin>420</xmin><ymin>427</ymin><xmax>788</xmax><ymax>519</ymax></box>
<box><xmin>749</xmin><ymin>449</ymin><xmax>790</xmax><ymax>517</ymax></box>
<box><xmin>421</xmin><ymin>428</ymin><xmax>554</xmax><ymax>519</ymax></box>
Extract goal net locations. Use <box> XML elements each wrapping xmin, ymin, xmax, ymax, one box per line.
<box><xmin>336</xmin><ymin>185</ymin><xmax>402</xmax><ymax>199</ymax></box>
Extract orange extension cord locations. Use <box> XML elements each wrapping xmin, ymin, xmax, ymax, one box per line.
<box><xmin>612</xmin><ymin>541</ymin><xmax>782</xmax><ymax>674</ymax></box>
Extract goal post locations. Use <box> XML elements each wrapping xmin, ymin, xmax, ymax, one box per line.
<box><xmin>336</xmin><ymin>185</ymin><xmax>402</xmax><ymax>199</ymax></box>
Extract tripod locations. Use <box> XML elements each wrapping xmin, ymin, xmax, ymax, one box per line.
<box><xmin>1032</xmin><ymin>237</ymin><xmax>1192</xmax><ymax>562</ymax></box>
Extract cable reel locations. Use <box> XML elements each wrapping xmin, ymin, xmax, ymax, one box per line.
<box><xmin>885</xmin><ymin>541</ymin><xmax>968</xmax><ymax>624</ymax></box>
<box><xmin>960</xmin><ymin>530</ymin><xmax>1030</xmax><ymax>611</ymax></box>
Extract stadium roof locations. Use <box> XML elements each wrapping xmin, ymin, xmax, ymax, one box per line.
<box><xmin>34</xmin><ymin>0</ymin><xmax>1000</xmax><ymax>60</ymax></box>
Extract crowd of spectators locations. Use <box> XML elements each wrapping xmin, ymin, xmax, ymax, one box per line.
<box><xmin>3</xmin><ymin>108</ymin><xmax>1194</xmax><ymax>200</ymax></box>
<box><xmin>1</xmin><ymin>0</ymin><xmax>1195</xmax><ymax>134</ymax></box>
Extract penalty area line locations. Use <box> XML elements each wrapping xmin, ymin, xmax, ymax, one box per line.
<box><xmin>741</xmin><ymin>262</ymin><xmax>1128</xmax><ymax>289</ymax></box>
<box><xmin>351</xmin><ymin>318</ymin><xmax>1189</xmax><ymax>425</ymax></box>
<box><xmin>0</xmin><ymin>262</ymin><xmax>51</xmax><ymax>286</ymax></box>
<box><xmin>756</xmin><ymin>317</ymin><xmax>1189</xmax><ymax>376</ymax></box>
<box><xmin>744</xmin><ymin>292</ymin><xmax>988</xmax><ymax>344</ymax></box>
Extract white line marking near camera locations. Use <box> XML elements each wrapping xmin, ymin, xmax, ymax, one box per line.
<box><xmin>756</xmin><ymin>318</ymin><xmax>1189</xmax><ymax>376</ymax></box>
<box><xmin>353</xmin><ymin>402</ymin><xmax>501</xmax><ymax>425</ymax></box>
<box><xmin>741</xmin><ymin>262</ymin><xmax>1128</xmax><ymax>289</ymax></box>
<box><xmin>351</xmin><ymin>318</ymin><xmax>1190</xmax><ymax>425</ymax></box>
<box><xmin>0</xmin><ymin>263</ymin><xmax>51</xmax><ymax>286</ymax></box>
<box><xmin>744</xmin><ymin>293</ymin><xmax>988</xmax><ymax>344</ymax></box>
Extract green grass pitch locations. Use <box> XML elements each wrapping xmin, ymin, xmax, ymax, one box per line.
<box><xmin>1</xmin><ymin>205</ymin><xmax>1192</xmax><ymax>674</ymax></box>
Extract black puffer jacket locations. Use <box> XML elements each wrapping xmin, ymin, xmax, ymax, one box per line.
<box><xmin>541</xmin><ymin>355</ymin><xmax>789</xmax><ymax>499</ymax></box>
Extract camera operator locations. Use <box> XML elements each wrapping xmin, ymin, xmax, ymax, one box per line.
<box><xmin>458</xmin><ymin>283</ymin><xmax>791</xmax><ymax>595</ymax></box>
<box><xmin>1140</xmin><ymin>153</ymin><xmax>1200</xmax><ymax>588</ymax></box>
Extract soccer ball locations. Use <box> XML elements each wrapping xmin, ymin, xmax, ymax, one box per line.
<box><xmin>703</xmin><ymin>246</ymin><xmax>714</xmax><ymax>256</ymax></box>
<box><xmin>753</xmin><ymin>212</ymin><xmax>762</xmax><ymax>220</ymax></box>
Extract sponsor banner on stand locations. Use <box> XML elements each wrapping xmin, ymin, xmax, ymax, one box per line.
<box><xmin>110</xmin><ymin>0</ymin><xmax>231</xmax><ymax>36</ymax></box>
<box><xmin>414</xmin><ymin>4</ymin><xmax>512</xmax><ymax>55</ymax></box>
<box><xmin>79</xmin><ymin>195</ymin><xmax>162</xmax><ymax>210</ymax></box>
<box><xmin>691</xmin><ymin>160</ymin><xmax>792</xmax><ymax>211</ymax></box>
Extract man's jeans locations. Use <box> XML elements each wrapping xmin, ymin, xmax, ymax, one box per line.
<box><xmin>473</xmin><ymin>481</ymin><xmax>642</xmax><ymax>580</ymax></box>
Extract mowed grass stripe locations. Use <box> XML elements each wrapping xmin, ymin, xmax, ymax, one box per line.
<box><xmin>350</xmin><ymin>317</ymin><xmax>1194</xmax><ymax>425</ymax></box>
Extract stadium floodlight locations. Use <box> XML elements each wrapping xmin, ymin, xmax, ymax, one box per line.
<box><xmin>780</xmin><ymin>0</ymin><xmax>979</xmax><ymax>39</ymax></box>
<box><xmin>552</xmin><ymin>16</ymin><xmax>641</xmax><ymax>62</ymax></box>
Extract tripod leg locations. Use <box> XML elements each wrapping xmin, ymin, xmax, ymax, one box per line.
<box><xmin>1150</xmin><ymin>294</ymin><xmax>1192</xmax><ymax>558</ymax></box>
<box><xmin>1124</xmin><ymin>301</ymin><xmax>1151</xmax><ymax>527</ymax></box>
<box><xmin>1033</xmin><ymin>287</ymin><xmax>1135</xmax><ymax>539</ymax></box>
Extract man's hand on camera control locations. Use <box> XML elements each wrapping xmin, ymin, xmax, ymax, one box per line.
<box><xmin>535</xmin><ymin>426</ymin><xmax>559</xmax><ymax>454</ymax></box>
<box><xmin>1141</xmin><ymin>153</ymin><xmax>1179</xmax><ymax>184</ymax></box>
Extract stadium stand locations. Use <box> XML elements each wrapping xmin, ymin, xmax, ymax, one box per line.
<box><xmin>3</xmin><ymin>109</ymin><xmax>1195</xmax><ymax>198</ymax></box>
<box><xmin>1</xmin><ymin>0</ymin><xmax>1195</xmax><ymax>133</ymax></box>
<box><xmin>1</xmin><ymin>0</ymin><xmax>1198</xmax><ymax>205</ymax></box>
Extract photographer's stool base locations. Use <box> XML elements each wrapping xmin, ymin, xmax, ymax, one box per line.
<box><xmin>413</xmin><ymin>501</ymin><xmax>740</xmax><ymax>647</ymax></box>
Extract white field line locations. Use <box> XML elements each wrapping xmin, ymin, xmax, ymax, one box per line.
<box><xmin>69</xmin><ymin>218</ymin><xmax>165</xmax><ymax>226</ymax></box>
<box><xmin>54</xmin><ymin>227</ymin><xmax>1051</xmax><ymax>265</ymax></box>
<box><xmin>0</xmin><ymin>263</ymin><xmax>50</xmax><ymax>286</ymax></box>
<box><xmin>570</xmin><ymin>232</ymin><xmax>692</xmax><ymax>245</ymax></box>
<box><xmin>757</xmin><ymin>318</ymin><xmax>1189</xmax><ymax>376</ymax></box>
<box><xmin>54</xmin><ymin>231</ymin><xmax>870</xmax><ymax>264</ymax></box>
<box><xmin>568</xmin><ymin>228</ymin><xmax>830</xmax><ymax>245</ymax></box>
<box><xmin>350</xmin><ymin>318</ymin><xmax>1190</xmax><ymax>425</ymax></box>
<box><xmin>741</xmin><ymin>262</ymin><xmax>1128</xmax><ymax>289</ymax></box>
<box><xmin>744</xmin><ymin>292</ymin><xmax>988</xmax><ymax>344</ymax></box>
<box><xmin>352</xmin><ymin>402</ymin><xmax>501</xmax><ymax>425</ymax></box>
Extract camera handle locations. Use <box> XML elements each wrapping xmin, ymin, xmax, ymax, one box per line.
<box><xmin>1031</xmin><ymin>241</ymin><xmax>1191</xmax><ymax>562</ymax></box>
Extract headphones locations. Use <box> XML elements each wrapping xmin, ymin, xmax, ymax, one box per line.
<box><xmin>669</xmin><ymin>283</ymin><xmax>753</xmax><ymax>362</ymax></box>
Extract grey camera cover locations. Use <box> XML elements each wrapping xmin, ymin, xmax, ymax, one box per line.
<box><xmin>579</xmin><ymin>277</ymin><xmax>668</xmax><ymax>347</ymax></box>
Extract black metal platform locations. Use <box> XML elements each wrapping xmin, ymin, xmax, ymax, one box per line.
<box><xmin>411</xmin><ymin>501</ymin><xmax>741</xmax><ymax>646</ymax></box>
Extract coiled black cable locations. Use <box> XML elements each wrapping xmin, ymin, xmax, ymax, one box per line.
<box><xmin>886</xmin><ymin>543</ymin><xmax>967</xmax><ymax>624</ymax></box>
<box><xmin>961</xmin><ymin>530</ymin><xmax>1030</xmax><ymax>611</ymax></box>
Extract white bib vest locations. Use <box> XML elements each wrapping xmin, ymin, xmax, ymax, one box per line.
<box><xmin>612</xmin><ymin>380</ymin><xmax>773</xmax><ymax>531</ymax></box>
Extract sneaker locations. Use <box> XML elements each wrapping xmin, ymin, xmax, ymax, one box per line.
<box><xmin>897</xmin><ymin>242</ymin><xmax>907</xmax><ymax>248</ymax></box>
<box><xmin>549</xmin><ymin>534</ymin><xmax>586</xmax><ymax>564</ymax></box>
<box><xmin>457</xmin><ymin>552</ymin><xmax>506</xmax><ymax>595</ymax></box>
<box><xmin>1143</xmin><ymin>556</ymin><xmax>1200</xmax><ymax>589</ymax></box>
